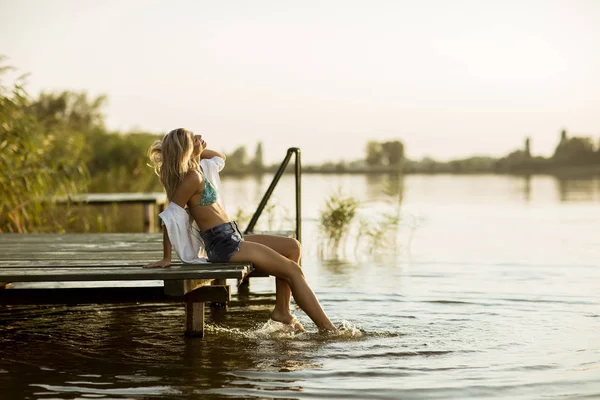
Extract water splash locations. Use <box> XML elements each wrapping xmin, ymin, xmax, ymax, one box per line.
<box><xmin>327</xmin><ymin>320</ymin><xmax>364</xmax><ymax>339</ymax></box>
<box><xmin>254</xmin><ymin>319</ymin><xmax>305</xmax><ymax>339</ymax></box>
<box><xmin>207</xmin><ymin>319</ymin><xmax>305</xmax><ymax>340</ymax></box>
<box><xmin>205</xmin><ymin>319</ymin><xmax>365</xmax><ymax>340</ymax></box>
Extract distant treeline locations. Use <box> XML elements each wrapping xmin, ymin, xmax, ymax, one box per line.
<box><xmin>302</xmin><ymin>132</ymin><xmax>600</xmax><ymax>176</ymax></box>
<box><xmin>403</xmin><ymin>131</ymin><xmax>600</xmax><ymax>176</ymax></box>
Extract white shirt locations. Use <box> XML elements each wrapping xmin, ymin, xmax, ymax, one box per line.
<box><xmin>158</xmin><ymin>156</ymin><xmax>226</xmax><ymax>263</ymax></box>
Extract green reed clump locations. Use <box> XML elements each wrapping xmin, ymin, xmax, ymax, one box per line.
<box><xmin>318</xmin><ymin>189</ymin><xmax>360</xmax><ymax>259</ymax></box>
<box><xmin>0</xmin><ymin>61</ymin><xmax>90</xmax><ymax>232</ymax></box>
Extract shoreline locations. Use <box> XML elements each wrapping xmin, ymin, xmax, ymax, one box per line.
<box><xmin>220</xmin><ymin>165</ymin><xmax>600</xmax><ymax>178</ymax></box>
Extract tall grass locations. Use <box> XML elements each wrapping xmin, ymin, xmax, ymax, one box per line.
<box><xmin>318</xmin><ymin>189</ymin><xmax>360</xmax><ymax>259</ymax></box>
<box><xmin>317</xmin><ymin>174</ymin><xmax>411</xmax><ymax>260</ymax></box>
<box><xmin>0</xmin><ymin>65</ymin><xmax>89</xmax><ymax>232</ymax></box>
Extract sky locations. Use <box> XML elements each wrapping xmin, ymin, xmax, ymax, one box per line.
<box><xmin>1</xmin><ymin>0</ymin><xmax>599</xmax><ymax>164</ymax></box>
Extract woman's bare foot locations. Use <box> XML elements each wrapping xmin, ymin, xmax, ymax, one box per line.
<box><xmin>317</xmin><ymin>323</ymin><xmax>338</xmax><ymax>332</ymax></box>
<box><xmin>270</xmin><ymin>309</ymin><xmax>306</xmax><ymax>332</ymax></box>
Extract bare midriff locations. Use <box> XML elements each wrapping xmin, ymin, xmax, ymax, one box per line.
<box><xmin>187</xmin><ymin>192</ymin><xmax>230</xmax><ymax>231</ymax></box>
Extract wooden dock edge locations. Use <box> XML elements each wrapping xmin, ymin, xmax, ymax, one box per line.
<box><xmin>0</xmin><ymin>284</ymin><xmax>229</xmax><ymax>305</ymax></box>
<box><xmin>163</xmin><ymin>279</ymin><xmax>213</xmax><ymax>296</ymax></box>
<box><xmin>0</xmin><ymin>283</ymin><xmax>231</xmax><ymax>339</ymax></box>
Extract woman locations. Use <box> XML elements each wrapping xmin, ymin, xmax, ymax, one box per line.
<box><xmin>144</xmin><ymin>128</ymin><xmax>336</xmax><ymax>332</ymax></box>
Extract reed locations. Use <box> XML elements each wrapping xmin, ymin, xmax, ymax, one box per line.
<box><xmin>0</xmin><ymin>65</ymin><xmax>89</xmax><ymax>232</ymax></box>
<box><xmin>318</xmin><ymin>189</ymin><xmax>360</xmax><ymax>259</ymax></box>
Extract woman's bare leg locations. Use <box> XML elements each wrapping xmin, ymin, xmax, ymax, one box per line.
<box><xmin>230</xmin><ymin>241</ymin><xmax>336</xmax><ymax>331</ymax></box>
<box><xmin>244</xmin><ymin>235</ymin><xmax>300</xmax><ymax>325</ymax></box>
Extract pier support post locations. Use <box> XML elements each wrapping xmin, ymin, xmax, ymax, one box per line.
<box><xmin>185</xmin><ymin>299</ymin><xmax>205</xmax><ymax>338</ymax></box>
<box><xmin>210</xmin><ymin>279</ymin><xmax>227</xmax><ymax>309</ymax></box>
<box><xmin>237</xmin><ymin>278</ymin><xmax>250</xmax><ymax>294</ymax></box>
<box><xmin>143</xmin><ymin>203</ymin><xmax>155</xmax><ymax>233</ymax></box>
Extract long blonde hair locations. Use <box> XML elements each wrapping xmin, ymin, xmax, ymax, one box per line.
<box><xmin>148</xmin><ymin>128</ymin><xmax>201</xmax><ymax>200</ymax></box>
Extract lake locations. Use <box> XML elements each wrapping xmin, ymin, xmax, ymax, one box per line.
<box><xmin>1</xmin><ymin>174</ymin><xmax>599</xmax><ymax>399</ymax></box>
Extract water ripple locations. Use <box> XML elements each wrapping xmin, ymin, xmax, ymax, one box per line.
<box><xmin>30</xmin><ymin>383</ymin><xmax>180</xmax><ymax>396</ymax></box>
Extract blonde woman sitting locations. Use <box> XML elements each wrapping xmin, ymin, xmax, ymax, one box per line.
<box><xmin>144</xmin><ymin>128</ymin><xmax>336</xmax><ymax>332</ymax></box>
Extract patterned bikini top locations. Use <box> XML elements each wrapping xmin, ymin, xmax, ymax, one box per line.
<box><xmin>191</xmin><ymin>169</ymin><xmax>218</xmax><ymax>207</ymax></box>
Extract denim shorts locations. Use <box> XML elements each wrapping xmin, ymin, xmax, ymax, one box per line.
<box><xmin>200</xmin><ymin>221</ymin><xmax>244</xmax><ymax>263</ymax></box>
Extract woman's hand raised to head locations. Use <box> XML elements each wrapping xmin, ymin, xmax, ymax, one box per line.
<box><xmin>199</xmin><ymin>148</ymin><xmax>226</xmax><ymax>160</ymax></box>
<box><xmin>143</xmin><ymin>259</ymin><xmax>171</xmax><ymax>268</ymax></box>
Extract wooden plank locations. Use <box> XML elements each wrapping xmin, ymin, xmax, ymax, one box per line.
<box><xmin>246</xmin><ymin>270</ymin><xmax>270</xmax><ymax>278</ymax></box>
<box><xmin>0</xmin><ymin>235</ymin><xmax>163</xmax><ymax>255</ymax></box>
<box><xmin>0</xmin><ymin>260</ymin><xmax>174</xmax><ymax>267</ymax></box>
<box><xmin>0</xmin><ymin>242</ymin><xmax>162</xmax><ymax>251</ymax></box>
<box><xmin>0</xmin><ymin>233</ymin><xmax>161</xmax><ymax>243</ymax></box>
<box><xmin>163</xmin><ymin>279</ymin><xmax>214</xmax><ymax>296</ymax></box>
<box><xmin>0</xmin><ymin>230</ymin><xmax>292</xmax><ymax>246</ymax></box>
<box><xmin>187</xmin><ymin>285</ymin><xmax>230</xmax><ymax>303</ymax></box>
<box><xmin>0</xmin><ymin>264</ymin><xmax>253</xmax><ymax>282</ymax></box>
<box><xmin>0</xmin><ymin>241</ymin><xmax>162</xmax><ymax>253</ymax></box>
<box><xmin>0</xmin><ymin>249</ymin><xmax>153</xmax><ymax>255</ymax></box>
<box><xmin>0</xmin><ymin>235</ymin><xmax>160</xmax><ymax>242</ymax></box>
<box><xmin>0</xmin><ymin>263</ymin><xmax>248</xmax><ymax>270</ymax></box>
<box><xmin>0</xmin><ymin>250</ymin><xmax>165</xmax><ymax>256</ymax></box>
<box><xmin>0</xmin><ymin>285</ymin><xmax>230</xmax><ymax>305</ymax></box>
<box><xmin>0</xmin><ymin>248</ymin><xmax>164</xmax><ymax>255</ymax></box>
<box><xmin>0</xmin><ymin>253</ymin><xmax>166</xmax><ymax>261</ymax></box>
<box><xmin>0</xmin><ymin>251</ymin><xmax>165</xmax><ymax>259</ymax></box>
<box><xmin>0</xmin><ymin>261</ymin><xmax>245</xmax><ymax>269</ymax></box>
<box><xmin>0</xmin><ymin>258</ymin><xmax>168</xmax><ymax>264</ymax></box>
<box><xmin>0</xmin><ymin>286</ymin><xmax>178</xmax><ymax>305</ymax></box>
<box><xmin>0</xmin><ymin>239</ymin><xmax>159</xmax><ymax>246</ymax></box>
<box><xmin>55</xmin><ymin>192</ymin><xmax>167</xmax><ymax>205</ymax></box>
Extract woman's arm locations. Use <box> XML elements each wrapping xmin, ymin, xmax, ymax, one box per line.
<box><xmin>143</xmin><ymin>226</ymin><xmax>172</xmax><ymax>268</ymax></box>
<box><xmin>200</xmin><ymin>148</ymin><xmax>226</xmax><ymax>160</ymax></box>
<box><xmin>159</xmin><ymin>226</ymin><xmax>172</xmax><ymax>264</ymax></box>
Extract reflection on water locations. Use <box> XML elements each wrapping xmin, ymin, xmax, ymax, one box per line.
<box><xmin>555</xmin><ymin>178</ymin><xmax>600</xmax><ymax>202</ymax></box>
<box><xmin>225</xmin><ymin>173</ymin><xmax>267</xmax><ymax>208</ymax></box>
<box><xmin>0</xmin><ymin>302</ymin><xmax>365</xmax><ymax>399</ymax></box>
<box><xmin>2</xmin><ymin>175</ymin><xmax>600</xmax><ymax>399</ymax></box>
<box><xmin>365</xmin><ymin>172</ymin><xmax>405</xmax><ymax>202</ymax></box>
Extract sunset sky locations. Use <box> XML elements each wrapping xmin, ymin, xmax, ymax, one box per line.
<box><xmin>1</xmin><ymin>0</ymin><xmax>599</xmax><ymax>163</ymax></box>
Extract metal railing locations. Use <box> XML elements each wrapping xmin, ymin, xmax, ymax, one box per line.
<box><xmin>244</xmin><ymin>147</ymin><xmax>302</xmax><ymax>243</ymax></box>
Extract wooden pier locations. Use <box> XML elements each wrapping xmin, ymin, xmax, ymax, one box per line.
<box><xmin>56</xmin><ymin>193</ymin><xmax>168</xmax><ymax>233</ymax></box>
<box><xmin>0</xmin><ymin>233</ymin><xmax>253</xmax><ymax>338</ymax></box>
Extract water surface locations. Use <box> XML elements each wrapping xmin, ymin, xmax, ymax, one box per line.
<box><xmin>1</xmin><ymin>174</ymin><xmax>599</xmax><ymax>399</ymax></box>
